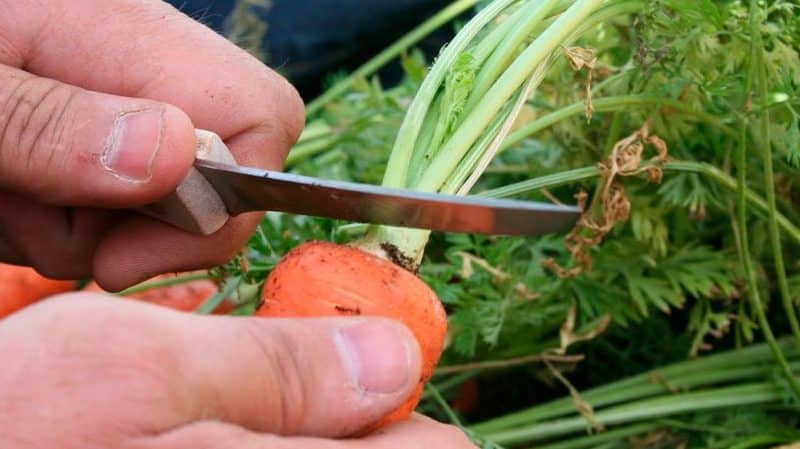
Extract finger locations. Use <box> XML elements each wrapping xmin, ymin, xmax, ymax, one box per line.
<box><xmin>0</xmin><ymin>191</ymin><xmax>115</xmax><ymax>279</ymax></box>
<box><xmin>91</xmin><ymin>211</ymin><xmax>262</xmax><ymax>290</ymax></box>
<box><xmin>2</xmin><ymin>296</ymin><xmax>423</xmax><ymax>441</ymax></box>
<box><xmin>171</xmin><ymin>313</ymin><xmax>422</xmax><ymax>438</ymax></box>
<box><xmin>0</xmin><ymin>233</ymin><xmax>25</xmax><ymax>266</ymax></box>
<box><xmin>2</xmin><ymin>0</ymin><xmax>306</xmax><ymax>169</ymax></box>
<box><xmin>360</xmin><ymin>414</ymin><xmax>478</xmax><ymax>448</ymax></box>
<box><xmin>0</xmin><ymin>64</ymin><xmax>196</xmax><ymax>206</ymax></box>
<box><xmin>138</xmin><ymin>415</ymin><xmax>477</xmax><ymax>449</ymax></box>
<box><xmin>135</xmin><ymin>421</ymin><xmax>345</xmax><ymax>449</ymax></box>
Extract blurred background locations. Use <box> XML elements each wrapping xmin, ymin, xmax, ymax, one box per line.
<box><xmin>167</xmin><ymin>0</ymin><xmax>460</xmax><ymax>100</ymax></box>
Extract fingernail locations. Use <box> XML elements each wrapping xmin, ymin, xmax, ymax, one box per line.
<box><xmin>102</xmin><ymin>108</ymin><xmax>164</xmax><ymax>182</ymax></box>
<box><xmin>336</xmin><ymin>320</ymin><xmax>412</xmax><ymax>395</ymax></box>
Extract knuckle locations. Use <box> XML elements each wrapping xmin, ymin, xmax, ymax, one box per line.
<box><xmin>275</xmin><ymin>78</ymin><xmax>306</xmax><ymax>145</ymax></box>
<box><xmin>242</xmin><ymin>320</ymin><xmax>308</xmax><ymax>434</ymax></box>
<box><xmin>0</xmin><ymin>73</ymin><xmax>79</xmax><ymax>192</ymax></box>
<box><xmin>252</xmin><ymin>72</ymin><xmax>306</xmax><ymax>158</ymax></box>
<box><xmin>28</xmin><ymin>253</ymin><xmax>91</xmax><ymax>281</ymax></box>
<box><xmin>200</xmin><ymin>236</ymin><xmax>242</xmax><ymax>269</ymax></box>
<box><xmin>8</xmin><ymin>207</ymin><xmax>97</xmax><ymax>280</ymax></box>
<box><xmin>0</xmin><ymin>28</ymin><xmax>24</xmax><ymax>67</ymax></box>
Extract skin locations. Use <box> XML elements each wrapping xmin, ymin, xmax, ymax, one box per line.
<box><xmin>0</xmin><ymin>1</ymin><xmax>477</xmax><ymax>447</ymax></box>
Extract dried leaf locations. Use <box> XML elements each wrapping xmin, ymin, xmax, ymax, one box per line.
<box><xmin>562</xmin><ymin>46</ymin><xmax>597</xmax><ymax>122</ymax></box>
<box><xmin>545</xmin><ymin>359</ymin><xmax>605</xmax><ymax>434</ymax></box>
<box><xmin>545</xmin><ymin>122</ymin><xmax>669</xmax><ymax>277</ymax></box>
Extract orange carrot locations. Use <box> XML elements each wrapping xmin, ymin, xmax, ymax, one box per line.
<box><xmin>255</xmin><ymin>240</ymin><xmax>448</xmax><ymax>432</ymax></box>
<box><xmin>84</xmin><ymin>272</ymin><xmax>233</xmax><ymax>315</ymax></box>
<box><xmin>0</xmin><ymin>264</ymin><xmax>77</xmax><ymax>318</ymax></box>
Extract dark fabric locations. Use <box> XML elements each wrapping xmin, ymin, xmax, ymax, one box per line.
<box><xmin>168</xmin><ymin>0</ymin><xmax>459</xmax><ymax>99</ymax></box>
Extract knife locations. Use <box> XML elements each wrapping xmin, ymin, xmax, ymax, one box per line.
<box><xmin>137</xmin><ymin>129</ymin><xmax>581</xmax><ymax>236</ymax></box>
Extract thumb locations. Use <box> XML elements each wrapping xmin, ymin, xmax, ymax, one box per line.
<box><xmin>0</xmin><ymin>64</ymin><xmax>196</xmax><ymax>206</ymax></box>
<box><xmin>177</xmin><ymin>313</ymin><xmax>423</xmax><ymax>437</ymax></box>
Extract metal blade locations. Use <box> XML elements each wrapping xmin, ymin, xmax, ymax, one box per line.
<box><xmin>194</xmin><ymin>159</ymin><xmax>581</xmax><ymax>236</ymax></box>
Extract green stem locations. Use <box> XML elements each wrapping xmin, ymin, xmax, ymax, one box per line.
<box><xmin>477</xmin><ymin>161</ymin><xmax>800</xmax><ymax>246</ymax></box>
<box><xmin>532</xmin><ymin>422</ymin><xmax>660</xmax><ymax>449</ymax></box>
<box><xmin>421</xmin><ymin>371</ymin><xmax>478</xmax><ymax>401</ymax></box>
<box><xmin>285</xmin><ymin>135</ymin><xmax>338</xmax><ymax>167</ymax></box>
<box><xmin>195</xmin><ymin>276</ymin><xmax>242</xmax><ymax>315</ymax></box>
<box><xmin>295</xmin><ymin>119</ymin><xmax>331</xmax><ymax>142</ymax></box>
<box><xmin>361</xmin><ymin>1</ymin><xmax>645</xmax><ymax>265</ymax></box>
<box><xmin>357</xmin><ymin>0</ymin><xmax>563</xmax><ymax>266</ymax></box>
<box><xmin>381</xmin><ymin>0</ymin><xmax>520</xmax><ymax>190</ymax></box>
<box><xmin>444</xmin><ymin>59</ymin><xmax>554</xmax><ymax>195</ymax></box>
<box><xmin>470</xmin><ymin>340</ymin><xmax>796</xmax><ymax>433</ymax></box>
<box><xmin>483</xmin><ymin>382</ymin><xmax>789</xmax><ymax>445</ymax></box>
<box><xmin>666</xmin><ymin>162</ymin><xmax>800</xmax><ymax>246</ymax></box>
<box><xmin>735</xmin><ymin>0</ymin><xmax>800</xmax><ymax>398</ymax></box>
<box><xmin>304</xmin><ymin>0</ymin><xmax>481</xmax><ymax>117</ymax></box>
<box><xmin>474</xmin><ymin>363</ymin><xmax>800</xmax><ymax>436</ymax></box>
<box><xmin>406</xmin><ymin>92</ymin><xmax>443</xmax><ymax>186</ymax></box>
<box><xmin>462</xmin><ymin>0</ymin><xmax>564</xmax><ymax>114</ymax></box>
<box><xmin>749</xmin><ymin>1</ymin><xmax>800</xmax><ymax>349</ymax></box>
<box><xmin>414</xmin><ymin>0</ymin><xmax>608</xmax><ymax>193</ymax></box>
<box><xmin>501</xmin><ymin>95</ymin><xmax>736</xmax><ymax>151</ymax></box>
<box><xmin>116</xmin><ymin>272</ymin><xmax>212</xmax><ymax>296</ymax></box>
<box><xmin>480</xmin><ymin>166</ymin><xmax>599</xmax><ymax>196</ymax></box>
<box><xmin>425</xmin><ymin>383</ymin><xmax>465</xmax><ymax>427</ymax></box>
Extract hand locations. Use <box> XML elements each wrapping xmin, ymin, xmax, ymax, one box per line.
<box><xmin>0</xmin><ymin>0</ymin><xmax>305</xmax><ymax>290</ymax></box>
<box><xmin>0</xmin><ymin>294</ymin><xmax>477</xmax><ymax>448</ymax></box>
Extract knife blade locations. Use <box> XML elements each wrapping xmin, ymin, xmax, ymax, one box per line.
<box><xmin>137</xmin><ymin>129</ymin><xmax>582</xmax><ymax>236</ymax></box>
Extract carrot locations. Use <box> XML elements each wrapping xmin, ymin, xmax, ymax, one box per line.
<box><xmin>0</xmin><ymin>264</ymin><xmax>77</xmax><ymax>318</ymax></box>
<box><xmin>256</xmin><ymin>240</ymin><xmax>447</xmax><ymax>430</ymax></box>
<box><xmin>84</xmin><ymin>272</ymin><xmax>233</xmax><ymax>315</ymax></box>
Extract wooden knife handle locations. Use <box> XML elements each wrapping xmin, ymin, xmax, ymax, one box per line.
<box><xmin>137</xmin><ymin>129</ymin><xmax>236</xmax><ymax>235</ymax></box>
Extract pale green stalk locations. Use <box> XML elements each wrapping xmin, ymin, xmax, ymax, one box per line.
<box><xmin>117</xmin><ymin>272</ymin><xmax>212</xmax><ymax>295</ymax></box>
<box><xmin>502</xmin><ymin>95</ymin><xmax>735</xmax><ymax>151</ymax></box>
<box><xmin>471</xmin><ymin>340</ymin><xmax>796</xmax><ymax>433</ymax></box>
<box><xmin>381</xmin><ymin>0</ymin><xmax>521</xmax><ymax>189</ymax></box>
<box><xmin>484</xmin><ymin>382</ymin><xmax>788</xmax><ymax>445</ymax></box>
<box><xmin>358</xmin><ymin>0</ymin><xmax>612</xmax><ymax>265</ymax></box>
<box><xmin>406</xmin><ymin>93</ymin><xmax>444</xmax><ymax>185</ymax></box>
<box><xmin>285</xmin><ymin>134</ymin><xmax>337</xmax><ymax>166</ymax></box>
<box><xmin>532</xmin><ymin>423</ymin><xmax>659</xmax><ymax>449</ymax></box>
<box><xmin>361</xmin><ymin>0</ymin><xmax>644</xmax><ymax>265</ymax></box>
<box><xmin>441</xmin><ymin>100</ymin><xmax>515</xmax><ymax>193</ymax></box>
<box><xmin>462</xmin><ymin>0</ymin><xmax>563</xmax><ymax>113</ymax></box>
<box><xmin>414</xmin><ymin>0</ymin><xmax>609</xmax><ymax>193</ymax></box>
<box><xmin>195</xmin><ymin>276</ymin><xmax>242</xmax><ymax>314</ymax></box>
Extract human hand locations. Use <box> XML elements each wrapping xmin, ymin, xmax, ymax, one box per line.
<box><xmin>0</xmin><ymin>0</ymin><xmax>305</xmax><ymax>290</ymax></box>
<box><xmin>0</xmin><ymin>293</ymin><xmax>477</xmax><ymax>448</ymax></box>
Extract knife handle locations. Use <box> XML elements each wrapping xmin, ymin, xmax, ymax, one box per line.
<box><xmin>136</xmin><ymin>129</ymin><xmax>235</xmax><ymax>235</ymax></box>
